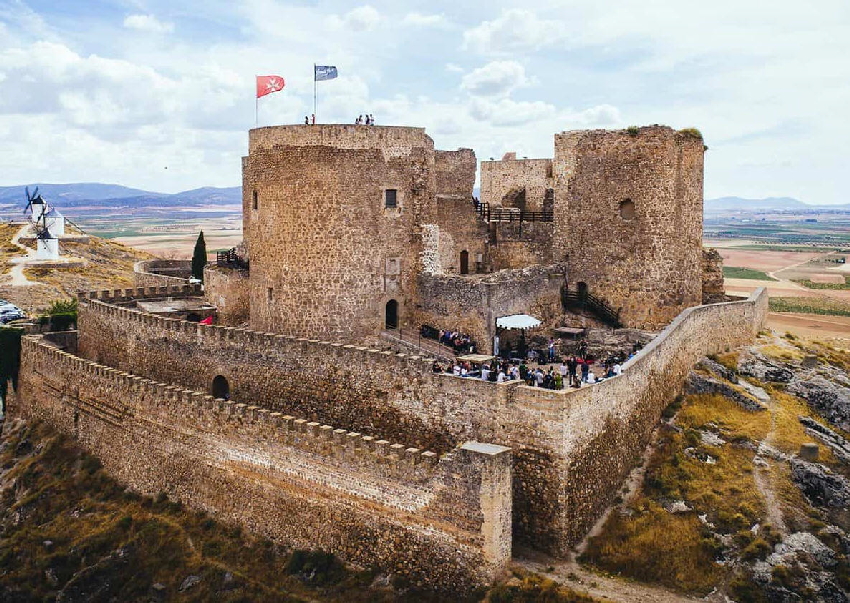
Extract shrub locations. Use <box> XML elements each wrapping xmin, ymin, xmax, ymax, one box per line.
<box><xmin>626</xmin><ymin>126</ymin><xmax>640</xmax><ymax>136</ymax></box>
<box><xmin>679</xmin><ymin>127</ymin><xmax>703</xmax><ymax>139</ymax></box>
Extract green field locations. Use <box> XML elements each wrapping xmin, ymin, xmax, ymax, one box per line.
<box><xmin>793</xmin><ymin>276</ymin><xmax>850</xmax><ymax>290</ymax></box>
<box><xmin>769</xmin><ymin>296</ymin><xmax>850</xmax><ymax>317</ymax></box>
<box><xmin>722</xmin><ymin>266</ymin><xmax>777</xmax><ymax>281</ymax></box>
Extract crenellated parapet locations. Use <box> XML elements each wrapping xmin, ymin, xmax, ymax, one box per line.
<box><xmin>14</xmin><ymin>335</ymin><xmax>513</xmax><ymax>592</ymax></box>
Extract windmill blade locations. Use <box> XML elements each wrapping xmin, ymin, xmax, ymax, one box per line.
<box><xmin>23</xmin><ymin>187</ymin><xmax>32</xmax><ymax>214</ymax></box>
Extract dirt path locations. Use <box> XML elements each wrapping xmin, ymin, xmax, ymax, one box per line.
<box><xmin>752</xmin><ymin>383</ymin><xmax>788</xmax><ymax>534</ymax></box>
<box><xmin>517</xmin><ymin>554</ymin><xmax>702</xmax><ymax>603</ymax></box>
<box><xmin>6</xmin><ymin>224</ymin><xmax>36</xmax><ymax>287</ymax></box>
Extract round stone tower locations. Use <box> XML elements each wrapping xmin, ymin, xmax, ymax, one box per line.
<box><xmin>552</xmin><ymin>126</ymin><xmax>705</xmax><ymax>328</ymax></box>
<box><xmin>242</xmin><ymin>124</ymin><xmax>436</xmax><ymax>340</ymax></box>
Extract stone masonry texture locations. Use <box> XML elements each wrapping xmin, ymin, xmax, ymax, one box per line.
<box><xmin>71</xmin><ymin>285</ymin><xmax>767</xmax><ymax>557</ymax></box>
<box><xmin>12</xmin><ymin>335</ymin><xmax>512</xmax><ymax>594</ymax></box>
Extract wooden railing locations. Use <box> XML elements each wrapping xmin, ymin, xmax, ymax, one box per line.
<box><xmin>216</xmin><ymin>248</ymin><xmax>249</xmax><ymax>270</ymax></box>
<box><xmin>562</xmin><ymin>289</ymin><xmax>623</xmax><ymax>328</ymax></box>
<box><xmin>473</xmin><ymin>199</ymin><xmax>553</xmax><ymax>223</ymax></box>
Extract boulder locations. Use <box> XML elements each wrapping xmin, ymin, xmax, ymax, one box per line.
<box><xmin>738</xmin><ymin>351</ymin><xmax>794</xmax><ymax>383</ymax></box>
<box><xmin>789</xmin><ymin>378</ymin><xmax>850</xmax><ymax>432</ymax></box>
<box><xmin>685</xmin><ymin>372</ymin><xmax>766</xmax><ymax>412</ymax></box>
<box><xmin>791</xmin><ymin>458</ymin><xmax>850</xmax><ymax>508</ymax></box>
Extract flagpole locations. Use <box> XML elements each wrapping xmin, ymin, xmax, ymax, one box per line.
<box><xmin>255</xmin><ymin>74</ymin><xmax>258</xmax><ymax>128</ymax></box>
<box><xmin>313</xmin><ymin>63</ymin><xmax>317</xmax><ymax>122</ymax></box>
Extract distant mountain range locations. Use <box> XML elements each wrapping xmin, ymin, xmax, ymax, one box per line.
<box><xmin>0</xmin><ymin>183</ymin><xmax>241</xmax><ymax>209</ymax></box>
<box><xmin>705</xmin><ymin>196</ymin><xmax>850</xmax><ymax>213</ymax></box>
<box><xmin>0</xmin><ymin>184</ymin><xmax>844</xmax><ymax>215</ymax></box>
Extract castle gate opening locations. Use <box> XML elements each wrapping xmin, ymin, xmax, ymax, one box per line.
<box><xmin>212</xmin><ymin>375</ymin><xmax>230</xmax><ymax>399</ymax></box>
<box><xmin>385</xmin><ymin>300</ymin><xmax>398</xmax><ymax>330</ymax></box>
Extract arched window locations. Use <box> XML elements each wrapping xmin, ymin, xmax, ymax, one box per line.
<box><xmin>460</xmin><ymin>250</ymin><xmax>469</xmax><ymax>275</ymax></box>
<box><xmin>212</xmin><ymin>375</ymin><xmax>230</xmax><ymax>400</ymax></box>
<box><xmin>385</xmin><ymin>300</ymin><xmax>399</xmax><ymax>330</ymax></box>
<box><xmin>619</xmin><ymin>199</ymin><xmax>636</xmax><ymax>220</ymax></box>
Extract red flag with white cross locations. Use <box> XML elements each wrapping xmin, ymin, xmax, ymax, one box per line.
<box><xmin>256</xmin><ymin>75</ymin><xmax>285</xmax><ymax>98</ymax></box>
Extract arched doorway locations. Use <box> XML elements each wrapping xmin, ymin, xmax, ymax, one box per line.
<box><xmin>460</xmin><ymin>250</ymin><xmax>469</xmax><ymax>275</ymax></box>
<box><xmin>212</xmin><ymin>375</ymin><xmax>230</xmax><ymax>400</ymax></box>
<box><xmin>577</xmin><ymin>282</ymin><xmax>588</xmax><ymax>300</ymax></box>
<box><xmin>385</xmin><ymin>300</ymin><xmax>398</xmax><ymax>330</ymax></box>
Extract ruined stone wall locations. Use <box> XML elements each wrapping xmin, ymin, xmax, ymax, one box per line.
<box><xmin>414</xmin><ymin>264</ymin><xmax>566</xmax><ymax>354</ymax></box>
<box><xmin>702</xmin><ymin>247</ymin><xmax>726</xmax><ymax>304</ymax></box>
<box><xmin>480</xmin><ymin>157</ymin><xmax>553</xmax><ymax>211</ymax></box>
<box><xmin>133</xmin><ymin>260</ymin><xmax>192</xmax><ymax>287</ymax></box>
<box><xmin>553</xmin><ymin>126</ymin><xmax>705</xmax><ymax>328</ymax></box>
<box><xmin>243</xmin><ymin>125</ymin><xmax>435</xmax><ymax>340</ymax></box>
<box><xmin>74</xmin><ymin>285</ymin><xmax>767</xmax><ymax>556</ymax></box>
<box><xmin>434</xmin><ymin>149</ymin><xmax>476</xmax><ymax>196</ymax></box>
<box><xmin>488</xmin><ymin>222</ymin><xmax>555</xmax><ymax>270</ymax></box>
<box><xmin>203</xmin><ymin>265</ymin><xmax>250</xmax><ymax>325</ymax></box>
<box><xmin>12</xmin><ymin>337</ymin><xmax>512</xmax><ymax>593</ymax></box>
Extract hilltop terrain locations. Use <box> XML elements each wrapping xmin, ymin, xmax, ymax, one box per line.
<box><xmin>0</xmin><ymin>224</ymin><xmax>152</xmax><ymax>314</ymax></box>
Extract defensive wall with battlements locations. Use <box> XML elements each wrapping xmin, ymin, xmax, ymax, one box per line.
<box><xmin>64</xmin><ymin>283</ymin><xmax>768</xmax><ymax>555</ymax></box>
<box><xmin>133</xmin><ymin>259</ymin><xmax>192</xmax><ymax>288</ymax></box>
<box><xmin>11</xmin><ymin>336</ymin><xmax>512</xmax><ymax>593</ymax></box>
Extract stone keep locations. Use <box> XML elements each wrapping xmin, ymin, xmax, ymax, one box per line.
<box><xmin>242</xmin><ymin>125</ymin><xmax>437</xmax><ymax>340</ymax></box>
<box><xmin>553</xmin><ymin>126</ymin><xmax>705</xmax><ymax>328</ymax></box>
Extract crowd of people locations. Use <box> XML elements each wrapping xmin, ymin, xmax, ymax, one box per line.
<box><xmin>438</xmin><ymin>329</ymin><xmax>475</xmax><ymax>354</ymax></box>
<box><xmin>430</xmin><ymin>337</ymin><xmax>645</xmax><ymax>390</ymax></box>
<box><xmin>355</xmin><ymin>114</ymin><xmax>376</xmax><ymax>125</ymax></box>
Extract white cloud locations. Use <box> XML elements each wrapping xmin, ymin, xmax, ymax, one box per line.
<box><xmin>403</xmin><ymin>13</ymin><xmax>448</xmax><ymax>27</ymax></box>
<box><xmin>123</xmin><ymin>14</ymin><xmax>175</xmax><ymax>34</ymax></box>
<box><xmin>569</xmin><ymin>104</ymin><xmax>621</xmax><ymax>126</ymax></box>
<box><xmin>462</xmin><ymin>9</ymin><xmax>564</xmax><ymax>55</ymax></box>
<box><xmin>461</xmin><ymin>61</ymin><xmax>532</xmax><ymax>97</ymax></box>
<box><xmin>329</xmin><ymin>5</ymin><xmax>381</xmax><ymax>32</ymax></box>
<box><xmin>468</xmin><ymin>97</ymin><xmax>556</xmax><ymax>126</ymax></box>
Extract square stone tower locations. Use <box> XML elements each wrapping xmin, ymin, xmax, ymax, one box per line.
<box><xmin>553</xmin><ymin>126</ymin><xmax>705</xmax><ymax>328</ymax></box>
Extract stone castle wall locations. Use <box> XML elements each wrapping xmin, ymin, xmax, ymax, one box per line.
<box><xmin>414</xmin><ymin>264</ymin><xmax>566</xmax><ymax>354</ymax></box>
<box><xmin>554</xmin><ymin>126</ymin><xmax>705</xmax><ymax>328</ymax></box>
<box><xmin>510</xmin><ymin>287</ymin><xmax>769</xmax><ymax>547</ymax></box>
<box><xmin>11</xmin><ymin>337</ymin><xmax>512</xmax><ymax>593</ymax></box>
<box><xmin>702</xmin><ymin>247</ymin><xmax>726</xmax><ymax>304</ymax></box>
<box><xmin>74</xmin><ymin>285</ymin><xmax>767</xmax><ymax>554</ymax></box>
<box><xmin>480</xmin><ymin>157</ymin><xmax>553</xmax><ymax>211</ymax></box>
<box><xmin>133</xmin><ymin>259</ymin><xmax>192</xmax><ymax>287</ymax></box>
<box><xmin>243</xmin><ymin>125</ymin><xmax>435</xmax><ymax>340</ymax></box>
<box><xmin>203</xmin><ymin>265</ymin><xmax>250</xmax><ymax>325</ymax></box>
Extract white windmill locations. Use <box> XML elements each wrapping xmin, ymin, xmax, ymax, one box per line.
<box><xmin>23</xmin><ymin>187</ymin><xmax>61</xmax><ymax>260</ymax></box>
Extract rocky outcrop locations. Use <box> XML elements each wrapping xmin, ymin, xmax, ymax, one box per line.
<box><xmin>738</xmin><ymin>350</ymin><xmax>794</xmax><ymax>383</ymax></box>
<box><xmin>791</xmin><ymin>458</ymin><xmax>850</xmax><ymax>508</ymax></box>
<box><xmin>788</xmin><ymin>377</ymin><xmax>850</xmax><ymax>433</ymax></box>
<box><xmin>799</xmin><ymin>417</ymin><xmax>850</xmax><ymax>463</ymax></box>
<box><xmin>698</xmin><ymin>357</ymin><xmax>738</xmax><ymax>383</ymax></box>
<box><xmin>685</xmin><ymin>372</ymin><xmax>766</xmax><ymax>411</ymax></box>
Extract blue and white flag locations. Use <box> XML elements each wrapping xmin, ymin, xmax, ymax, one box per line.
<box><xmin>314</xmin><ymin>65</ymin><xmax>338</xmax><ymax>81</ymax></box>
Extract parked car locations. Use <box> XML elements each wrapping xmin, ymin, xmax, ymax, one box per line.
<box><xmin>0</xmin><ymin>308</ymin><xmax>24</xmax><ymax>324</ymax></box>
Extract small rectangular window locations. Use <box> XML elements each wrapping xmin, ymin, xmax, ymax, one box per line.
<box><xmin>252</xmin><ymin>190</ymin><xmax>258</xmax><ymax>210</ymax></box>
<box><xmin>385</xmin><ymin>189</ymin><xmax>397</xmax><ymax>208</ymax></box>
<box><xmin>267</xmin><ymin>287</ymin><xmax>273</xmax><ymax>301</ymax></box>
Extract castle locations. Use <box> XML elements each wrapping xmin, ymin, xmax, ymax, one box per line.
<box><xmin>9</xmin><ymin>123</ymin><xmax>766</xmax><ymax>594</ymax></box>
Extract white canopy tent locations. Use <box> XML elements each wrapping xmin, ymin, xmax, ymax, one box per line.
<box><xmin>496</xmin><ymin>314</ymin><xmax>541</xmax><ymax>330</ymax></box>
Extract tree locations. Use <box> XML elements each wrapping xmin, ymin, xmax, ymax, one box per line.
<box><xmin>192</xmin><ymin>230</ymin><xmax>207</xmax><ymax>281</ymax></box>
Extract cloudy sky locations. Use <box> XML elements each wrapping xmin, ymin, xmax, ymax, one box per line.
<box><xmin>0</xmin><ymin>0</ymin><xmax>848</xmax><ymax>203</ymax></box>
